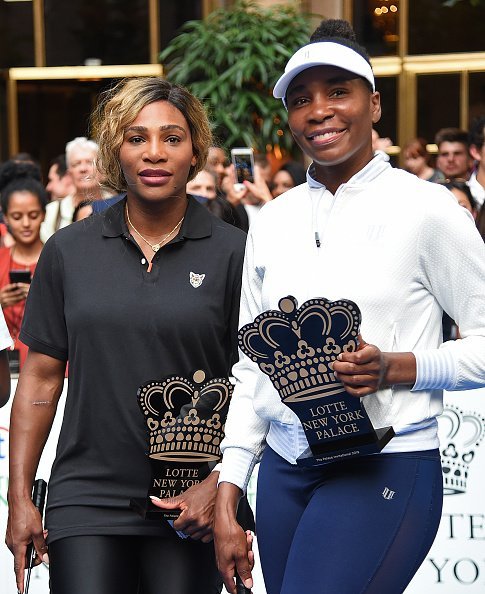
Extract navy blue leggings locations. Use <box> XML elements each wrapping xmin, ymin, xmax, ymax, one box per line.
<box><xmin>256</xmin><ymin>447</ymin><xmax>442</xmax><ymax>594</ymax></box>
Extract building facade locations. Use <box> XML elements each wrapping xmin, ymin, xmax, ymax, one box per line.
<box><xmin>1</xmin><ymin>0</ymin><xmax>484</xmax><ymax>171</ymax></box>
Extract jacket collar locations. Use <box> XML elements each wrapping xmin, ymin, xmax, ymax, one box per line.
<box><xmin>102</xmin><ymin>194</ymin><xmax>213</xmax><ymax>240</ymax></box>
<box><xmin>306</xmin><ymin>150</ymin><xmax>391</xmax><ymax>190</ymax></box>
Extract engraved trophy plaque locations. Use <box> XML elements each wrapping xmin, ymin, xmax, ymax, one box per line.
<box><xmin>130</xmin><ymin>370</ymin><xmax>231</xmax><ymax>520</ymax></box>
<box><xmin>238</xmin><ymin>296</ymin><xmax>394</xmax><ymax>467</ymax></box>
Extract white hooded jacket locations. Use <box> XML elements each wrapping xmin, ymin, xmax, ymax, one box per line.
<box><xmin>220</xmin><ymin>153</ymin><xmax>485</xmax><ymax>492</ymax></box>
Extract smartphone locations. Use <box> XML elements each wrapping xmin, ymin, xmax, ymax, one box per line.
<box><xmin>25</xmin><ymin>479</ymin><xmax>47</xmax><ymax>594</ymax></box>
<box><xmin>9</xmin><ymin>269</ymin><xmax>32</xmax><ymax>284</ymax></box>
<box><xmin>231</xmin><ymin>147</ymin><xmax>255</xmax><ymax>190</ymax></box>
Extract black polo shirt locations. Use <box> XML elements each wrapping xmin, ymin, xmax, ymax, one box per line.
<box><xmin>20</xmin><ymin>197</ymin><xmax>246</xmax><ymax>543</ymax></box>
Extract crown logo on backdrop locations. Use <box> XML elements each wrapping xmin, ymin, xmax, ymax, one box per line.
<box><xmin>438</xmin><ymin>405</ymin><xmax>485</xmax><ymax>495</ymax></box>
<box><xmin>238</xmin><ymin>296</ymin><xmax>360</xmax><ymax>403</ymax></box>
<box><xmin>137</xmin><ymin>370</ymin><xmax>232</xmax><ymax>463</ymax></box>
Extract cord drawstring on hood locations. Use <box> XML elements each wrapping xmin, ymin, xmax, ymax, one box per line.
<box><xmin>310</xmin><ymin>189</ymin><xmax>322</xmax><ymax>248</ymax></box>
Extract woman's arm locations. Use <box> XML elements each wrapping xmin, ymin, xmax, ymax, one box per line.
<box><xmin>214</xmin><ymin>482</ymin><xmax>254</xmax><ymax>594</ymax></box>
<box><xmin>335</xmin><ymin>196</ymin><xmax>485</xmax><ymax>395</ymax></box>
<box><xmin>6</xmin><ymin>350</ymin><xmax>66</xmax><ymax>594</ymax></box>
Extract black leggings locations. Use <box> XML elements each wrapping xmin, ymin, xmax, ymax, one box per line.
<box><xmin>48</xmin><ymin>535</ymin><xmax>222</xmax><ymax>594</ymax></box>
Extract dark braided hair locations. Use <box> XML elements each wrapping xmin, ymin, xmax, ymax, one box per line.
<box><xmin>309</xmin><ymin>19</ymin><xmax>373</xmax><ymax>91</ymax></box>
<box><xmin>0</xmin><ymin>160</ymin><xmax>47</xmax><ymax>213</ymax></box>
<box><xmin>310</xmin><ymin>19</ymin><xmax>370</xmax><ymax>61</ymax></box>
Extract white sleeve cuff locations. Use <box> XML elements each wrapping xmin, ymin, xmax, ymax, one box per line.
<box><xmin>412</xmin><ymin>347</ymin><xmax>457</xmax><ymax>391</ymax></box>
<box><xmin>218</xmin><ymin>447</ymin><xmax>259</xmax><ymax>494</ymax></box>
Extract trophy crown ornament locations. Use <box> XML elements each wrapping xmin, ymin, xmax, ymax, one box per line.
<box><xmin>238</xmin><ymin>296</ymin><xmax>361</xmax><ymax>403</ymax></box>
<box><xmin>439</xmin><ymin>405</ymin><xmax>485</xmax><ymax>495</ymax></box>
<box><xmin>137</xmin><ymin>370</ymin><xmax>232</xmax><ymax>463</ymax></box>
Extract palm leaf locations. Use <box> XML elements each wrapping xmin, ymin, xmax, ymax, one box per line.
<box><xmin>160</xmin><ymin>0</ymin><xmax>312</xmax><ymax>153</ymax></box>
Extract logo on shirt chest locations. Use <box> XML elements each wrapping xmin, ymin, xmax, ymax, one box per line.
<box><xmin>366</xmin><ymin>224</ymin><xmax>386</xmax><ymax>242</ymax></box>
<box><xmin>190</xmin><ymin>271</ymin><xmax>205</xmax><ymax>288</ymax></box>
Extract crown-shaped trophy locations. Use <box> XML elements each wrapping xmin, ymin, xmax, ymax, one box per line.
<box><xmin>239</xmin><ymin>296</ymin><xmax>394</xmax><ymax>467</ymax></box>
<box><xmin>130</xmin><ymin>370</ymin><xmax>232</xmax><ymax>520</ymax></box>
<box><xmin>438</xmin><ymin>404</ymin><xmax>485</xmax><ymax>495</ymax></box>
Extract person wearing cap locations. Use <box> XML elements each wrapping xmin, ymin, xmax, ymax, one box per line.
<box><xmin>213</xmin><ymin>19</ymin><xmax>485</xmax><ymax>594</ymax></box>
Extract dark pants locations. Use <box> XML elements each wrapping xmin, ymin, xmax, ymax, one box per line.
<box><xmin>257</xmin><ymin>446</ymin><xmax>443</xmax><ymax>594</ymax></box>
<box><xmin>49</xmin><ymin>534</ymin><xmax>222</xmax><ymax>594</ymax></box>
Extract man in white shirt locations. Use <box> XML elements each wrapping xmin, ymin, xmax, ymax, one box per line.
<box><xmin>468</xmin><ymin>116</ymin><xmax>485</xmax><ymax>209</ymax></box>
<box><xmin>41</xmin><ymin>137</ymin><xmax>109</xmax><ymax>242</ymax></box>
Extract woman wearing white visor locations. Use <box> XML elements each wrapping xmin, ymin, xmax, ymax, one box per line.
<box><xmin>214</xmin><ymin>20</ymin><xmax>485</xmax><ymax>594</ymax></box>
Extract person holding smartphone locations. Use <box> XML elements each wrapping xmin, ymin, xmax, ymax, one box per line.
<box><xmin>0</xmin><ymin>164</ymin><xmax>47</xmax><ymax>371</ymax></box>
<box><xmin>214</xmin><ymin>19</ymin><xmax>485</xmax><ymax>594</ymax></box>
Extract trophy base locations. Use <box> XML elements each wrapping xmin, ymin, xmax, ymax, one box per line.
<box><xmin>296</xmin><ymin>426</ymin><xmax>395</xmax><ymax>468</ymax></box>
<box><xmin>130</xmin><ymin>497</ymin><xmax>180</xmax><ymax>521</ymax></box>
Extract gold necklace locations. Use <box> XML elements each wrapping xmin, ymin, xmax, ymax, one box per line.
<box><xmin>125</xmin><ymin>204</ymin><xmax>184</xmax><ymax>253</ymax></box>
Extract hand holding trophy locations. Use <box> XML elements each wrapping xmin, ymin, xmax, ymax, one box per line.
<box><xmin>238</xmin><ymin>295</ymin><xmax>394</xmax><ymax>467</ymax></box>
<box><xmin>130</xmin><ymin>369</ymin><xmax>231</xmax><ymax>529</ymax></box>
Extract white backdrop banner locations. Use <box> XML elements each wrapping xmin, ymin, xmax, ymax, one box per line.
<box><xmin>406</xmin><ymin>386</ymin><xmax>485</xmax><ymax>593</ymax></box>
<box><xmin>1</xmin><ymin>384</ymin><xmax>484</xmax><ymax>594</ymax></box>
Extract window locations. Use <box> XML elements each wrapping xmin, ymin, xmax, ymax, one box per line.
<box><xmin>0</xmin><ymin>79</ymin><xmax>7</xmax><ymax>161</ymax></box>
<box><xmin>417</xmin><ymin>74</ymin><xmax>460</xmax><ymax>143</ymax></box>
<box><xmin>0</xmin><ymin>2</ymin><xmax>34</xmax><ymax>67</ymax></box>
<box><xmin>16</xmin><ymin>79</ymin><xmax>114</xmax><ymax>167</ymax></box>
<box><xmin>352</xmin><ymin>0</ymin><xmax>400</xmax><ymax>57</ymax></box>
<box><xmin>375</xmin><ymin>75</ymin><xmax>397</xmax><ymax>144</ymax></box>
<box><xmin>409</xmin><ymin>0</ymin><xmax>485</xmax><ymax>55</ymax></box>
<box><xmin>44</xmin><ymin>0</ymin><xmax>149</xmax><ymax>66</ymax></box>
<box><xmin>469</xmin><ymin>72</ymin><xmax>485</xmax><ymax>125</ymax></box>
<box><xmin>159</xmin><ymin>0</ymin><xmax>203</xmax><ymax>50</ymax></box>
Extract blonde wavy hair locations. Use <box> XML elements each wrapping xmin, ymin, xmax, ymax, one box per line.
<box><xmin>91</xmin><ymin>77</ymin><xmax>212</xmax><ymax>192</ymax></box>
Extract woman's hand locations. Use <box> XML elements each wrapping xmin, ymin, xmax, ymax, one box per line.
<box><xmin>150</xmin><ymin>470</ymin><xmax>218</xmax><ymax>542</ymax></box>
<box><xmin>5</xmin><ymin>496</ymin><xmax>48</xmax><ymax>594</ymax></box>
<box><xmin>222</xmin><ymin>165</ymin><xmax>248</xmax><ymax>206</ymax></box>
<box><xmin>332</xmin><ymin>335</ymin><xmax>386</xmax><ymax>397</ymax></box>
<box><xmin>243</xmin><ymin>165</ymin><xmax>273</xmax><ymax>204</ymax></box>
<box><xmin>0</xmin><ymin>283</ymin><xmax>29</xmax><ymax>307</ymax></box>
<box><xmin>17</xmin><ymin>282</ymin><xmax>30</xmax><ymax>300</ymax></box>
<box><xmin>332</xmin><ymin>335</ymin><xmax>416</xmax><ymax>396</ymax></box>
<box><xmin>214</xmin><ymin>482</ymin><xmax>253</xmax><ymax>594</ymax></box>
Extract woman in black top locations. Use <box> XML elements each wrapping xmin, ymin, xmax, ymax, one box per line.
<box><xmin>6</xmin><ymin>77</ymin><xmax>248</xmax><ymax>594</ymax></box>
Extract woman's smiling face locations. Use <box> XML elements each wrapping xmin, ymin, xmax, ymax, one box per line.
<box><xmin>286</xmin><ymin>65</ymin><xmax>381</xmax><ymax>186</ymax></box>
<box><xmin>119</xmin><ymin>100</ymin><xmax>196</xmax><ymax>204</ymax></box>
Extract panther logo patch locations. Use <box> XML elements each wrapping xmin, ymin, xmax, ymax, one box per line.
<box><xmin>190</xmin><ymin>271</ymin><xmax>205</xmax><ymax>288</ymax></box>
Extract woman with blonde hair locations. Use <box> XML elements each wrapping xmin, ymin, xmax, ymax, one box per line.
<box><xmin>6</xmin><ymin>77</ymin><xmax>249</xmax><ymax>594</ymax></box>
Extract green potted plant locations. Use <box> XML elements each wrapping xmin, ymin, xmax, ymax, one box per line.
<box><xmin>159</xmin><ymin>0</ymin><xmax>314</xmax><ymax>155</ymax></box>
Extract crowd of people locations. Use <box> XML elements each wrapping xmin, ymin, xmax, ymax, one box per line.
<box><xmin>1</xmin><ymin>116</ymin><xmax>483</xmax><ymax>376</ymax></box>
<box><xmin>1</xmin><ymin>119</ymin><xmax>484</xmax><ymax>258</ymax></box>
<box><xmin>0</xmin><ymin>15</ymin><xmax>484</xmax><ymax>594</ymax></box>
